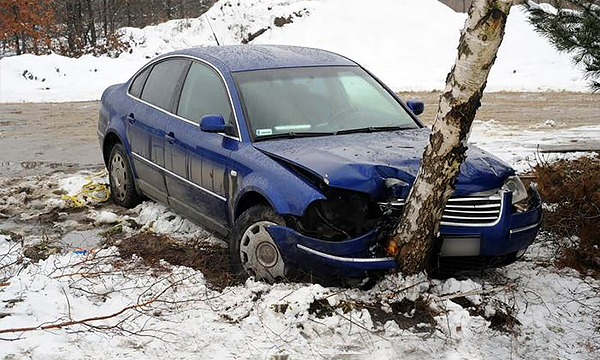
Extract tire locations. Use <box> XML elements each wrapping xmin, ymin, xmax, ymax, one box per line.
<box><xmin>229</xmin><ymin>205</ymin><xmax>287</xmax><ymax>283</ymax></box>
<box><xmin>108</xmin><ymin>143</ymin><xmax>141</xmax><ymax>208</ymax></box>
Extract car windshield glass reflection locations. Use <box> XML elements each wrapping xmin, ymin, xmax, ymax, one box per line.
<box><xmin>233</xmin><ymin>66</ymin><xmax>418</xmax><ymax>141</ymax></box>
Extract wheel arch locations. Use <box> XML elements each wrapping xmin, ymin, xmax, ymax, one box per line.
<box><xmin>102</xmin><ymin>131</ymin><xmax>124</xmax><ymax>166</ymax></box>
<box><xmin>234</xmin><ymin>190</ymin><xmax>274</xmax><ymax>220</ymax></box>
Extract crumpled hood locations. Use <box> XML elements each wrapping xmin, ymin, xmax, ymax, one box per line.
<box><xmin>253</xmin><ymin>128</ymin><xmax>514</xmax><ymax>198</ymax></box>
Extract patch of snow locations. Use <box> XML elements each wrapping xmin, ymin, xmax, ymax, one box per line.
<box><xmin>90</xmin><ymin>210</ymin><xmax>120</xmax><ymax>224</ymax></box>
<box><xmin>469</xmin><ymin>122</ymin><xmax>600</xmax><ymax>172</ymax></box>
<box><xmin>58</xmin><ymin>174</ymin><xmax>92</xmax><ymax>196</ymax></box>
<box><xmin>132</xmin><ymin>201</ymin><xmax>220</xmax><ymax>243</ymax></box>
<box><xmin>0</xmin><ymin>235</ymin><xmax>23</xmax><ymax>282</ymax></box>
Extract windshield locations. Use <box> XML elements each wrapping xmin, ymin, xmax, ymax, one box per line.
<box><xmin>233</xmin><ymin>66</ymin><xmax>419</xmax><ymax>140</ymax></box>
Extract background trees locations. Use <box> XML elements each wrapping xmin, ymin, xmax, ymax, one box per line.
<box><xmin>525</xmin><ymin>0</ymin><xmax>600</xmax><ymax>91</ymax></box>
<box><xmin>0</xmin><ymin>0</ymin><xmax>55</xmax><ymax>55</ymax></box>
<box><xmin>0</xmin><ymin>0</ymin><xmax>218</xmax><ymax>57</ymax></box>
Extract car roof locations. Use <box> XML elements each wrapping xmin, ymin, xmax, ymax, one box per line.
<box><xmin>172</xmin><ymin>45</ymin><xmax>357</xmax><ymax>72</ymax></box>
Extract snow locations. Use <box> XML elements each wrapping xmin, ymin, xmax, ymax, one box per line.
<box><xmin>469</xmin><ymin>121</ymin><xmax>600</xmax><ymax>172</ymax></box>
<box><xmin>1</xmin><ymin>233</ymin><xmax>598</xmax><ymax>358</ymax></box>
<box><xmin>0</xmin><ymin>0</ymin><xmax>590</xmax><ymax>103</ymax></box>
<box><xmin>90</xmin><ymin>210</ymin><xmax>120</xmax><ymax>224</ymax></box>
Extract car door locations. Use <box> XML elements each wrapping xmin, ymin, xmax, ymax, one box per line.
<box><xmin>127</xmin><ymin>58</ymin><xmax>190</xmax><ymax>204</ymax></box>
<box><xmin>164</xmin><ymin>60</ymin><xmax>238</xmax><ymax>234</ymax></box>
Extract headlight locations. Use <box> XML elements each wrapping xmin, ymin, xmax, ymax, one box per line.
<box><xmin>503</xmin><ymin>176</ymin><xmax>528</xmax><ymax>204</ymax></box>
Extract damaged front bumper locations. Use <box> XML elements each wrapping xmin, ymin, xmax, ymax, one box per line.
<box><xmin>266</xmin><ymin>188</ymin><xmax>543</xmax><ymax>279</ymax></box>
<box><xmin>266</xmin><ymin>226</ymin><xmax>397</xmax><ymax>279</ymax></box>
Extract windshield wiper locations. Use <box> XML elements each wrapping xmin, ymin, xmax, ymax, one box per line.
<box><xmin>336</xmin><ymin>125</ymin><xmax>413</xmax><ymax>135</ymax></box>
<box><xmin>255</xmin><ymin>131</ymin><xmax>336</xmax><ymax>141</ymax></box>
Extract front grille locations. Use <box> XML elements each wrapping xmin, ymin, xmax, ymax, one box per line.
<box><xmin>379</xmin><ymin>194</ymin><xmax>502</xmax><ymax>227</ymax></box>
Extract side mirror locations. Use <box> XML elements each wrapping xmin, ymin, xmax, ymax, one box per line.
<box><xmin>200</xmin><ymin>114</ymin><xmax>229</xmax><ymax>133</ymax></box>
<box><xmin>406</xmin><ymin>100</ymin><xmax>425</xmax><ymax>116</ymax></box>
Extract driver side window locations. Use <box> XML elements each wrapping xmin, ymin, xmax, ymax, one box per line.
<box><xmin>177</xmin><ymin>62</ymin><xmax>237</xmax><ymax>136</ymax></box>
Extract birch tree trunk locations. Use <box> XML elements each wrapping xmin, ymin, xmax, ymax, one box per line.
<box><xmin>387</xmin><ymin>0</ymin><xmax>513</xmax><ymax>274</ymax></box>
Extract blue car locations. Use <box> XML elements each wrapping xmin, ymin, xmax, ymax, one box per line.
<box><xmin>98</xmin><ymin>45</ymin><xmax>542</xmax><ymax>282</ymax></box>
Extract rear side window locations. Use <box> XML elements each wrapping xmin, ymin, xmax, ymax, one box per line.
<box><xmin>141</xmin><ymin>59</ymin><xmax>189</xmax><ymax>112</ymax></box>
<box><xmin>129</xmin><ymin>66</ymin><xmax>151</xmax><ymax>98</ymax></box>
<box><xmin>177</xmin><ymin>62</ymin><xmax>236</xmax><ymax>135</ymax></box>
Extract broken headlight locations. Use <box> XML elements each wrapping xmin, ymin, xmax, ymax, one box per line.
<box><xmin>503</xmin><ymin>175</ymin><xmax>529</xmax><ymax>212</ymax></box>
<box><xmin>290</xmin><ymin>188</ymin><xmax>380</xmax><ymax>241</ymax></box>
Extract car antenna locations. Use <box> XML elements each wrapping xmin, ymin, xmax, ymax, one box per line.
<box><xmin>205</xmin><ymin>15</ymin><xmax>221</xmax><ymax>46</ymax></box>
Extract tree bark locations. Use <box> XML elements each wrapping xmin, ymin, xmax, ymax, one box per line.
<box><xmin>86</xmin><ymin>0</ymin><xmax>96</xmax><ymax>46</ymax></box>
<box><xmin>102</xmin><ymin>0</ymin><xmax>108</xmax><ymax>37</ymax></box>
<box><xmin>387</xmin><ymin>0</ymin><xmax>513</xmax><ymax>274</ymax></box>
<box><xmin>14</xmin><ymin>33</ymin><xmax>21</xmax><ymax>55</ymax></box>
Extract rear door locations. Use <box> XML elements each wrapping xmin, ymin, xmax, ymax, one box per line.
<box><xmin>127</xmin><ymin>58</ymin><xmax>190</xmax><ymax>203</ymax></box>
<box><xmin>164</xmin><ymin>60</ymin><xmax>238</xmax><ymax>233</ymax></box>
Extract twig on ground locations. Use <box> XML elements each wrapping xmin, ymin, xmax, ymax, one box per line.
<box><xmin>431</xmin><ymin>285</ymin><xmax>511</xmax><ymax>302</ymax></box>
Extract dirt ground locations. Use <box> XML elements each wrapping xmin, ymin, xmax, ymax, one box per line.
<box><xmin>0</xmin><ymin>92</ymin><xmax>598</xmax><ymax>177</ymax></box>
<box><xmin>399</xmin><ymin>91</ymin><xmax>600</xmax><ymax>128</ymax></box>
<box><xmin>0</xmin><ymin>101</ymin><xmax>102</xmax><ymax>177</ymax></box>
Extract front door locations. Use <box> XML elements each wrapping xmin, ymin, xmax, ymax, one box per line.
<box><xmin>164</xmin><ymin>60</ymin><xmax>239</xmax><ymax>234</ymax></box>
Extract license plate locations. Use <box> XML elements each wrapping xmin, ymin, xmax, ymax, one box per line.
<box><xmin>440</xmin><ymin>237</ymin><xmax>480</xmax><ymax>257</ymax></box>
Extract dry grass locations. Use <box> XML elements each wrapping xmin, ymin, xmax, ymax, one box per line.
<box><xmin>531</xmin><ymin>154</ymin><xmax>600</xmax><ymax>275</ymax></box>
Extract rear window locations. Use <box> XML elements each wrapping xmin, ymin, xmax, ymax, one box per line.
<box><xmin>141</xmin><ymin>59</ymin><xmax>189</xmax><ymax>112</ymax></box>
<box><xmin>129</xmin><ymin>66</ymin><xmax>151</xmax><ymax>98</ymax></box>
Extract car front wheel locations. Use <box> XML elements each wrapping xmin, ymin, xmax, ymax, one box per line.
<box><xmin>230</xmin><ymin>205</ymin><xmax>287</xmax><ymax>283</ymax></box>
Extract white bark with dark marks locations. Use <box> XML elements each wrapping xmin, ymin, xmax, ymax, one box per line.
<box><xmin>387</xmin><ymin>0</ymin><xmax>513</xmax><ymax>274</ymax></box>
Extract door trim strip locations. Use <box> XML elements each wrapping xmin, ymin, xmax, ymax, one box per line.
<box><xmin>131</xmin><ymin>151</ymin><xmax>227</xmax><ymax>202</ymax></box>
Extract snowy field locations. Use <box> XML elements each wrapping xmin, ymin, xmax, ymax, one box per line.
<box><xmin>0</xmin><ymin>170</ymin><xmax>599</xmax><ymax>359</ymax></box>
<box><xmin>0</xmin><ymin>0</ymin><xmax>590</xmax><ymax>103</ymax></box>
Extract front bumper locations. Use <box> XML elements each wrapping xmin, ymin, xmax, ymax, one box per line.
<box><xmin>267</xmin><ymin>188</ymin><xmax>542</xmax><ymax>279</ymax></box>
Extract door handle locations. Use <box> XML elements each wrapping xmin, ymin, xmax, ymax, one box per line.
<box><xmin>127</xmin><ymin>113</ymin><xmax>136</xmax><ymax>124</ymax></box>
<box><xmin>165</xmin><ymin>132</ymin><xmax>176</xmax><ymax>144</ymax></box>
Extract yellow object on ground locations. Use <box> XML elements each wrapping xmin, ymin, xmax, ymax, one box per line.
<box><xmin>61</xmin><ymin>170</ymin><xmax>110</xmax><ymax>207</ymax></box>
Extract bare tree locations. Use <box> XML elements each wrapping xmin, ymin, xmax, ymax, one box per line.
<box><xmin>387</xmin><ymin>0</ymin><xmax>514</xmax><ymax>274</ymax></box>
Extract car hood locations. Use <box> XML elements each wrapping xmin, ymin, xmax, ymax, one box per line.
<box><xmin>253</xmin><ymin>128</ymin><xmax>514</xmax><ymax>198</ymax></box>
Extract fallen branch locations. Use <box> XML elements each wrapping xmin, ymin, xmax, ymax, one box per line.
<box><xmin>431</xmin><ymin>285</ymin><xmax>510</xmax><ymax>302</ymax></box>
<box><xmin>0</xmin><ymin>278</ymin><xmax>176</xmax><ymax>335</ymax></box>
<box><xmin>0</xmin><ymin>283</ymin><xmax>9</xmax><ymax>287</ymax></box>
<box><xmin>0</xmin><ymin>298</ymin><xmax>156</xmax><ymax>335</ymax></box>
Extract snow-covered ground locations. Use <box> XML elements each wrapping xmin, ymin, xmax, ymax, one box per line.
<box><xmin>0</xmin><ymin>141</ymin><xmax>599</xmax><ymax>359</ymax></box>
<box><xmin>0</xmin><ymin>0</ymin><xmax>589</xmax><ymax>103</ymax></box>
<box><xmin>1</xmin><ymin>205</ymin><xmax>598</xmax><ymax>358</ymax></box>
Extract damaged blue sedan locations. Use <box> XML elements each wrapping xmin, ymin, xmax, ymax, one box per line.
<box><xmin>98</xmin><ymin>45</ymin><xmax>542</xmax><ymax>282</ymax></box>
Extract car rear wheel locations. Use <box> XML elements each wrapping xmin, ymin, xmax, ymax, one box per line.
<box><xmin>108</xmin><ymin>143</ymin><xmax>141</xmax><ymax>208</ymax></box>
<box><xmin>230</xmin><ymin>205</ymin><xmax>287</xmax><ymax>283</ymax></box>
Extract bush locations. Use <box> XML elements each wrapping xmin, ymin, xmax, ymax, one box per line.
<box><xmin>532</xmin><ymin>154</ymin><xmax>600</xmax><ymax>274</ymax></box>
